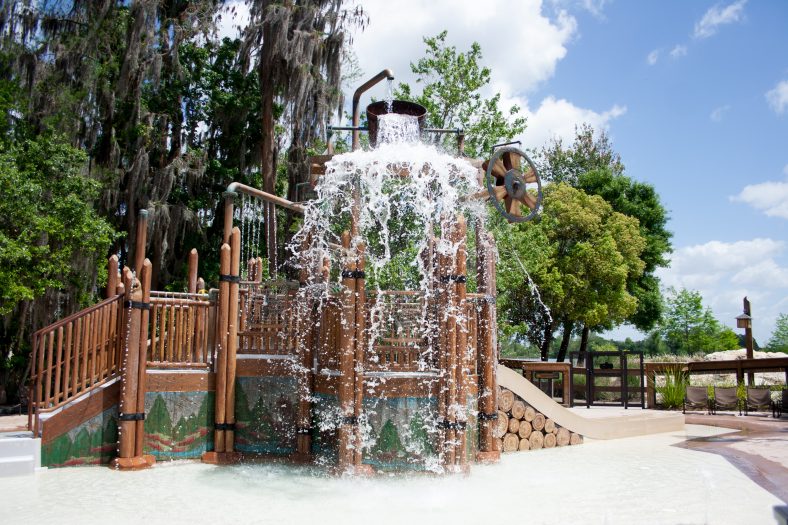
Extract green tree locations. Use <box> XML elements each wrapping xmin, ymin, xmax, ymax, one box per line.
<box><xmin>496</xmin><ymin>183</ymin><xmax>646</xmax><ymax>361</ymax></box>
<box><xmin>373</xmin><ymin>419</ymin><xmax>404</xmax><ymax>455</ymax></box>
<box><xmin>394</xmin><ymin>31</ymin><xmax>526</xmax><ymax>158</ymax></box>
<box><xmin>766</xmin><ymin>313</ymin><xmax>788</xmax><ymax>353</ymax></box>
<box><xmin>658</xmin><ymin>287</ymin><xmax>739</xmax><ymax>354</ymax></box>
<box><xmin>538</xmin><ymin>125</ymin><xmax>672</xmax><ymax>333</ymax></box>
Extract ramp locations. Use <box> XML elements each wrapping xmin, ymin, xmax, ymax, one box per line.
<box><xmin>497</xmin><ymin>365</ymin><xmax>684</xmax><ymax>440</ymax></box>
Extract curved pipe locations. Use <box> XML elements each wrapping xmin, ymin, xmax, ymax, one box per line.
<box><xmin>352</xmin><ymin>68</ymin><xmax>394</xmax><ymax>150</ymax></box>
<box><xmin>225</xmin><ymin>182</ymin><xmax>305</xmax><ymax>214</ymax></box>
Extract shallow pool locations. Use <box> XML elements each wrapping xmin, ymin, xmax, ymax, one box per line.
<box><xmin>2</xmin><ymin>425</ymin><xmax>779</xmax><ymax>524</ymax></box>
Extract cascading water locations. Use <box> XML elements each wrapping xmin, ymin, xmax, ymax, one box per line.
<box><xmin>289</xmin><ymin>114</ymin><xmax>487</xmax><ymax>473</ymax></box>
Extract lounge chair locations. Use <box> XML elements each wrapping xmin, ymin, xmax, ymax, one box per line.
<box><xmin>712</xmin><ymin>386</ymin><xmax>740</xmax><ymax>415</ymax></box>
<box><xmin>683</xmin><ymin>386</ymin><xmax>710</xmax><ymax>414</ymax></box>
<box><xmin>773</xmin><ymin>389</ymin><xmax>788</xmax><ymax>418</ymax></box>
<box><xmin>744</xmin><ymin>388</ymin><xmax>772</xmax><ymax>416</ymax></box>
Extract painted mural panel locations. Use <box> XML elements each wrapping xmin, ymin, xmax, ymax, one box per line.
<box><xmin>362</xmin><ymin>396</ymin><xmax>439</xmax><ymax>472</ymax></box>
<box><xmin>41</xmin><ymin>406</ymin><xmax>118</xmax><ymax>467</ymax></box>
<box><xmin>310</xmin><ymin>393</ymin><xmax>339</xmax><ymax>464</ymax></box>
<box><xmin>234</xmin><ymin>376</ymin><xmax>298</xmax><ymax>455</ymax></box>
<box><xmin>143</xmin><ymin>391</ymin><xmax>214</xmax><ymax>459</ymax></box>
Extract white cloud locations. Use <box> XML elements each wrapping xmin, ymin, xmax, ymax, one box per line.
<box><xmin>647</xmin><ymin>49</ymin><xmax>659</xmax><ymax>65</ymax></box>
<box><xmin>710</xmin><ymin>104</ymin><xmax>730</xmax><ymax>122</ymax></box>
<box><xmin>766</xmin><ymin>80</ymin><xmax>788</xmax><ymax>115</ymax></box>
<box><xmin>669</xmin><ymin>44</ymin><xmax>687</xmax><ymax>59</ymax></box>
<box><xmin>579</xmin><ymin>0</ymin><xmax>611</xmax><ymax>19</ymax></box>
<box><xmin>656</xmin><ymin>237</ymin><xmax>788</xmax><ymax>342</ymax></box>
<box><xmin>694</xmin><ymin>0</ymin><xmax>747</xmax><ymax>39</ymax></box>
<box><xmin>730</xmin><ymin>170</ymin><xmax>788</xmax><ymax>219</ymax></box>
<box><xmin>519</xmin><ymin>96</ymin><xmax>626</xmax><ymax>149</ymax></box>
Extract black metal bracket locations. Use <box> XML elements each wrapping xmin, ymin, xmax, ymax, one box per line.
<box><xmin>214</xmin><ymin>422</ymin><xmax>236</xmax><ymax>431</ymax></box>
<box><xmin>295</xmin><ymin>427</ymin><xmax>312</xmax><ymax>435</ymax></box>
<box><xmin>439</xmin><ymin>274</ymin><xmax>467</xmax><ymax>284</ymax></box>
<box><xmin>219</xmin><ymin>274</ymin><xmax>241</xmax><ymax>283</ymax></box>
<box><xmin>119</xmin><ymin>412</ymin><xmax>145</xmax><ymax>421</ymax></box>
<box><xmin>341</xmin><ymin>416</ymin><xmax>359</xmax><ymax>426</ymax></box>
<box><xmin>124</xmin><ymin>301</ymin><xmax>151</xmax><ymax>310</ymax></box>
<box><xmin>477</xmin><ymin>412</ymin><xmax>498</xmax><ymax>421</ymax></box>
<box><xmin>438</xmin><ymin>420</ymin><xmax>467</xmax><ymax>430</ymax></box>
<box><xmin>341</xmin><ymin>270</ymin><xmax>366</xmax><ymax>279</ymax></box>
<box><xmin>491</xmin><ymin>140</ymin><xmax>522</xmax><ymax>153</ymax></box>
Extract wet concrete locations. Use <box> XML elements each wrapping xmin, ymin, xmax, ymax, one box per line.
<box><xmin>680</xmin><ymin>413</ymin><xmax>788</xmax><ymax>503</ymax></box>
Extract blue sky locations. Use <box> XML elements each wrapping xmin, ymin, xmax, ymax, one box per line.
<box><xmin>221</xmin><ymin>1</ymin><xmax>787</xmax><ymax>343</ymax></box>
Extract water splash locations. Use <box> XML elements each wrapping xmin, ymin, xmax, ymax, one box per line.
<box><xmin>376</xmin><ymin>114</ymin><xmax>421</xmax><ymax>145</ymax></box>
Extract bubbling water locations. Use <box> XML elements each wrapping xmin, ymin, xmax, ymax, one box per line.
<box><xmin>376</xmin><ymin>114</ymin><xmax>421</xmax><ymax>145</ymax></box>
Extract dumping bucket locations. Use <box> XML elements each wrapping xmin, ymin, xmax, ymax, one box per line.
<box><xmin>366</xmin><ymin>100</ymin><xmax>427</xmax><ymax>147</ymax></box>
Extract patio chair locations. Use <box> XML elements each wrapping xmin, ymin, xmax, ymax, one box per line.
<box><xmin>683</xmin><ymin>386</ymin><xmax>710</xmax><ymax>414</ymax></box>
<box><xmin>773</xmin><ymin>389</ymin><xmax>788</xmax><ymax>418</ymax></box>
<box><xmin>712</xmin><ymin>386</ymin><xmax>740</xmax><ymax>415</ymax></box>
<box><xmin>744</xmin><ymin>388</ymin><xmax>772</xmax><ymax>416</ymax></box>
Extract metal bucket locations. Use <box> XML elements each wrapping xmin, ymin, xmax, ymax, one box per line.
<box><xmin>366</xmin><ymin>100</ymin><xmax>427</xmax><ymax>147</ymax></box>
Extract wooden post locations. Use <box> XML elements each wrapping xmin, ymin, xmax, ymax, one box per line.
<box><xmin>352</xmin><ymin>242</ymin><xmax>373</xmax><ymax>474</ymax></box>
<box><xmin>476</xmin><ymin>228</ymin><xmax>500</xmax><ymax>463</ymax></box>
<box><xmin>203</xmin><ymin>244</ymin><xmax>231</xmax><ymax>464</ymax></box>
<box><xmin>454</xmin><ymin>216</ymin><xmax>468</xmax><ymax>470</ymax></box>
<box><xmin>111</xmin><ymin>271</ymin><xmax>154</xmax><ymax>470</ymax></box>
<box><xmin>223</xmin><ymin>191</ymin><xmax>236</xmax><ymax>244</ymax></box>
<box><xmin>337</xmin><ymin>231</ymin><xmax>356</xmax><ymax>472</ymax></box>
<box><xmin>107</xmin><ymin>255</ymin><xmax>119</xmax><ymax>299</ymax></box>
<box><xmin>134</xmin><ymin>209</ymin><xmax>148</xmax><ymax>273</ymax></box>
<box><xmin>293</xmin><ymin>237</ymin><xmax>314</xmax><ymax>462</ymax></box>
<box><xmin>134</xmin><ymin>260</ymin><xmax>153</xmax><ymax>461</ymax></box>
<box><xmin>224</xmin><ymin>227</ymin><xmax>241</xmax><ymax>454</ymax></box>
<box><xmin>188</xmin><ymin>249</ymin><xmax>199</xmax><ymax>294</ymax></box>
<box><xmin>744</xmin><ymin>297</ymin><xmax>754</xmax><ymax>386</ymax></box>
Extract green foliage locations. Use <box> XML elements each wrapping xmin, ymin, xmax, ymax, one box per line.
<box><xmin>496</xmin><ymin>183</ymin><xmax>646</xmax><ymax>354</ymax></box>
<box><xmin>766</xmin><ymin>313</ymin><xmax>788</xmax><ymax>353</ymax></box>
<box><xmin>658</xmin><ymin>287</ymin><xmax>740</xmax><ymax>355</ymax></box>
<box><xmin>394</xmin><ymin>31</ymin><xmax>525</xmax><ymax>157</ymax></box>
<box><xmin>373</xmin><ymin>419</ymin><xmax>404</xmax><ymax>455</ymax></box>
<box><xmin>655</xmin><ymin>365</ymin><xmax>688</xmax><ymax>410</ymax></box>
<box><xmin>0</xmin><ymin>135</ymin><xmax>116</xmax><ymax>315</ymax></box>
<box><xmin>539</xmin><ymin>125</ymin><xmax>672</xmax><ymax>332</ymax></box>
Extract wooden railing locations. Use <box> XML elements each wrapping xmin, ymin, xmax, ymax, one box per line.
<box><xmin>238</xmin><ymin>281</ymin><xmax>300</xmax><ymax>355</ymax></box>
<box><xmin>30</xmin><ymin>294</ymin><xmax>125</xmax><ymax>431</ymax></box>
<box><xmin>147</xmin><ymin>291</ymin><xmax>215</xmax><ymax>368</ymax></box>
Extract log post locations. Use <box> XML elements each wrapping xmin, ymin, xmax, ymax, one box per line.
<box><xmin>476</xmin><ymin>228</ymin><xmax>500</xmax><ymax>463</ymax></box>
<box><xmin>352</xmin><ymin>242</ymin><xmax>373</xmax><ymax>474</ymax></box>
<box><xmin>223</xmin><ymin>191</ymin><xmax>236</xmax><ymax>244</ymax></box>
<box><xmin>107</xmin><ymin>255</ymin><xmax>119</xmax><ymax>299</ymax></box>
<box><xmin>188</xmin><ymin>249</ymin><xmax>199</xmax><ymax>294</ymax></box>
<box><xmin>203</xmin><ymin>243</ymin><xmax>231</xmax><ymax>464</ymax></box>
<box><xmin>293</xmin><ymin>237</ymin><xmax>314</xmax><ymax>462</ymax></box>
<box><xmin>133</xmin><ymin>260</ymin><xmax>153</xmax><ymax>463</ymax></box>
<box><xmin>337</xmin><ymin>231</ymin><xmax>356</xmax><ymax>472</ymax></box>
<box><xmin>454</xmin><ymin>216</ymin><xmax>468</xmax><ymax>470</ymax></box>
<box><xmin>134</xmin><ymin>209</ymin><xmax>148</xmax><ymax>273</ymax></box>
<box><xmin>111</xmin><ymin>271</ymin><xmax>154</xmax><ymax>470</ymax></box>
<box><xmin>224</xmin><ymin>228</ymin><xmax>241</xmax><ymax>454</ymax></box>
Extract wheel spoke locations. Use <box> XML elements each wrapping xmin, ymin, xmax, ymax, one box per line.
<box><xmin>519</xmin><ymin>192</ymin><xmax>537</xmax><ymax>210</ymax></box>
<box><xmin>502</xmin><ymin>151</ymin><xmax>521</xmax><ymax>171</ymax></box>
<box><xmin>505</xmin><ymin>197</ymin><xmax>522</xmax><ymax>217</ymax></box>
<box><xmin>523</xmin><ymin>167</ymin><xmax>538</xmax><ymax>183</ymax></box>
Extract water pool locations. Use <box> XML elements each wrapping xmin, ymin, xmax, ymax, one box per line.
<box><xmin>2</xmin><ymin>425</ymin><xmax>779</xmax><ymax>525</ymax></box>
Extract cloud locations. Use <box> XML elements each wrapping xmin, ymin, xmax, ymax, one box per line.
<box><xmin>669</xmin><ymin>44</ymin><xmax>687</xmax><ymax>59</ymax></box>
<box><xmin>766</xmin><ymin>80</ymin><xmax>788</xmax><ymax>115</ymax></box>
<box><xmin>656</xmin><ymin>237</ymin><xmax>788</xmax><ymax>342</ymax></box>
<box><xmin>647</xmin><ymin>49</ymin><xmax>659</xmax><ymax>65</ymax></box>
<box><xmin>519</xmin><ymin>96</ymin><xmax>626</xmax><ymax>149</ymax></box>
<box><xmin>710</xmin><ymin>104</ymin><xmax>730</xmax><ymax>122</ymax></box>
<box><xmin>693</xmin><ymin>0</ymin><xmax>747</xmax><ymax>39</ymax></box>
<box><xmin>730</xmin><ymin>169</ymin><xmax>788</xmax><ymax>219</ymax></box>
<box><xmin>579</xmin><ymin>0</ymin><xmax>611</xmax><ymax>19</ymax></box>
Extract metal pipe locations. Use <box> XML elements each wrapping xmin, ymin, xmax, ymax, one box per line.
<box><xmin>352</xmin><ymin>69</ymin><xmax>394</xmax><ymax>150</ymax></box>
<box><xmin>225</xmin><ymin>182</ymin><xmax>305</xmax><ymax>214</ymax></box>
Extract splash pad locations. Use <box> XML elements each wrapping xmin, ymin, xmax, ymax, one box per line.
<box><xmin>27</xmin><ymin>70</ymin><xmax>675</xmax><ymax>477</ymax></box>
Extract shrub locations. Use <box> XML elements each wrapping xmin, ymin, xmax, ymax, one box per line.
<box><xmin>655</xmin><ymin>365</ymin><xmax>687</xmax><ymax>410</ymax></box>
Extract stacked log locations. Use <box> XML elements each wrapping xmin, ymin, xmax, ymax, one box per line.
<box><xmin>494</xmin><ymin>387</ymin><xmax>583</xmax><ymax>454</ymax></box>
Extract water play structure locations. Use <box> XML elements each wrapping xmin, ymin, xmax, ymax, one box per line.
<box><xmin>21</xmin><ymin>70</ymin><xmax>683</xmax><ymax>475</ymax></box>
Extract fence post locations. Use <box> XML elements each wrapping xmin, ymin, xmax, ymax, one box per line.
<box><xmin>133</xmin><ymin>260</ymin><xmax>153</xmax><ymax>462</ymax></box>
<box><xmin>224</xmin><ymin>227</ymin><xmax>241</xmax><ymax>454</ymax></box>
<box><xmin>454</xmin><ymin>216</ymin><xmax>468</xmax><ymax>471</ymax></box>
<box><xmin>107</xmin><ymin>255</ymin><xmax>119</xmax><ymax>299</ymax></box>
<box><xmin>293</xmin><ymin>237</ymin><xmax>314</xmax><ymax>462</ymax></box>
<box><xmin>188</xmin><ymin>249</ymin><xmax>199</xmax><ymax>294</ymax></box>
<box><xmin>352</xmin><ymin>242</ymin><xmax>373</xmax><ymax>474</ymax></box>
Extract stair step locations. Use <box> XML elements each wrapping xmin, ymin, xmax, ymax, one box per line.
<box><xmin>0</xmin><ymin>437</ymin><xmax>39</xmax><ymax>456</ymax></box>
<box><xmin>0</xmin><ymin>455</ymin><xmax>35</xmax><ymax>477</ymax></box>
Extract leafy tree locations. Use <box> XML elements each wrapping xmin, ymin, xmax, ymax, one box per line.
<box><xmin>766</xmin><ymin>313</ymin><xmax>788</xmax><ymax>353</ymax></box>
<box><xmin>538</xmin><ymin>125</ymin><xmax>672</xmax><ymax>333</ymax></box>
<box><xmin>496</xmin><ymin>183</ymin><xmax>646</xmax><ymax>361</ymax></box>
<box><xmin>394</xmin><ymin>31</ymin><xmax>526</xmax><ymax>158</ymax></box>
<box><xmin>658</xmin><ymin>287</ymin><xmax>739</xmax><ymax>354</ymax></box>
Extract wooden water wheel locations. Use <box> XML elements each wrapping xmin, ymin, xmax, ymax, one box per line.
<box><xmin>482</xmin><ymin>146</ymin><xmax>542</xmax><ymax>223</ymax></box>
